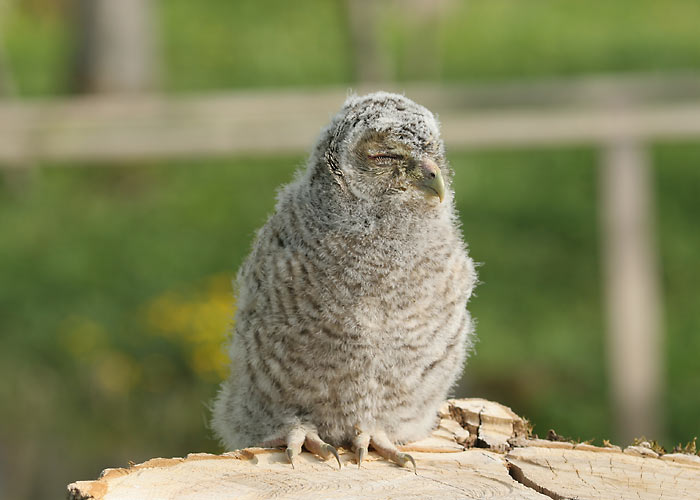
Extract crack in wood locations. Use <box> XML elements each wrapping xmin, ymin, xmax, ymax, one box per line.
<box><xmin>506</xmin><ymin>459</ymin><xmax>570</xmax><ymax>500</ymax></box>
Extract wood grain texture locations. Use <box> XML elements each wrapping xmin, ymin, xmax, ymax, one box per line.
<box><xmin>71</xmin><ymin>449</ymin><xmax>547</xmax><ymax>500</ymax></box>
<box><xmin>67</xmin><ymin>399</ymin><xmax>700</xmax><ymax>500</ymax></box>
<box><xmin>507</xmin><ymin>445</ymin><xmax>700</xmax><ymax>500</ymax></box>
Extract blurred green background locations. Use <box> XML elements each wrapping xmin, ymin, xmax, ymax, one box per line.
<box><xmin>1</xmin><ymin>1</ymin><xmax>700</xmax><ymax>499</ymax></box>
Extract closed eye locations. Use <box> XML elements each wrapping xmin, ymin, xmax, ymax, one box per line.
<box><xmin>368</xmin><ymin>153</ymin><xmax>401</xmax><ymax>161</ymax></box>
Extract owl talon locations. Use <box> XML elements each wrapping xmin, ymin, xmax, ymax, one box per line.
<box><xmin>357</xmin><ymin>446</ymin><xmax>367</xmax><ymax>468</ymax></box>
<box><xmin>322</xmin><ymin>443</ymin><xmax>342</xmax><ymax>470</ymax></box>
<box><xmin>285</xmin><ymin>447</ymin><xmax>296</xmax><ymax>469</ymax></box>
<box><xmin>397</xmin><ymin>452</ymin><xmax>417</xmax><ymax>474</ymax></box>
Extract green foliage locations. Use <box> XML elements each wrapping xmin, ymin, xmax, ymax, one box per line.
<box><xmin>160</xmin><ymin>0</ymin><xmax>353</xmax><ymax>91</ymax></box>
<box><xmin>438</xmin><ymin>0</ymin><xmax>700</xmax><ymax>81</ymax></box>
<box><xmin>673</xmin><ymin>436</ymin><xmax>697</xmax><ymax>455</ymax></box>
<box><xmin>1</xmin><ymin>0</ymin><xmax>75</xmax><ymax>96</ymax></box>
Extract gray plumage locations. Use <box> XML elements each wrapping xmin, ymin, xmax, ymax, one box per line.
<box><xmin>212</xmin><ymin>92</ymin><xmax>477</xmax><ymax>459</ymax></box>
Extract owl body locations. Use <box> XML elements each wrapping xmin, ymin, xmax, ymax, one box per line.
<box><xmin>212</xmin><ymin>92</ymin><xmax>476</xmax><ymax>451</ymax></box>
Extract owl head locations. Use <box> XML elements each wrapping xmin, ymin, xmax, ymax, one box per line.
<box><xmin>312</xmin><ymin>92</ymin><xmax>449</xmax><ymax>210</ymax></box>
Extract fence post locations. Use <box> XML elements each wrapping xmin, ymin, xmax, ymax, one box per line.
<box><xmin>599</xmin><ymin>140</ymin><xmax>664</xmax><ymax>444</ymax></box>
<box><xmin>74</xmin><ymin>0</ymin><xmax>157</xmax><ymax>93</ymax></box>
<box><xmin>344</xmin><ymin>0</ymin><xmax>393</xmax><ymax>83</ymax></box>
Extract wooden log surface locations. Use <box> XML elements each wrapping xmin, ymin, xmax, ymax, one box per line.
<box><xmin>67</xmin><ymin>399</ymin><xmax>700</xmax><ymax>500</ymax></box>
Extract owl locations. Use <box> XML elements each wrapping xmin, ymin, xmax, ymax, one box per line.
<box><xmin>212</xmin><ymin>92</ymin><xmax>477</xmax><ymax>470</ymax></box>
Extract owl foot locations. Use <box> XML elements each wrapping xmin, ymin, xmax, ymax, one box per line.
<box><xmin>283</xmin><ymin>426</ymin><xmax>341</xmax><ymax>470</ymax></box>
<box><xmin>353</xmin><ymin>430</ymin><xmax>417</xmax><ymax>474</ymax></box>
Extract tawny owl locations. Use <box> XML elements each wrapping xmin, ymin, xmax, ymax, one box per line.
<box><xmin>212</xmin><ymin>92</ymin><xmax>477</xmax><ymax>470</ymax></box>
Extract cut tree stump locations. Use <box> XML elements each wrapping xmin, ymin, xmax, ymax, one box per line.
<box><xmin>67</xmin><ymin>399</ymin><xmax>700</xmax><ymax>500</ymax></box>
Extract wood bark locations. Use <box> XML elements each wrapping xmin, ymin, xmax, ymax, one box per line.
<box><xmin>67</xmin><ymin>399</ymin><xmax>700</xmax><ymax>500</ymax></box>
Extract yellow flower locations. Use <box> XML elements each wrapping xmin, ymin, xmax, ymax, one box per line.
<box><xmin>144</xmin><ymin>273</ymin><xmax>235</xmax><ymax>381</ymax></box>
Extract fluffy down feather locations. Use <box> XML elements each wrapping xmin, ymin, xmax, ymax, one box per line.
<box><xmin>212</xmin><ymin>92</ymin><xmax>477</xmax><ymax>451</ymax></box>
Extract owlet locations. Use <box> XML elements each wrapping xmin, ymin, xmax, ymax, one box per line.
<box><xmin>212</xmin><ymin>92</ymin><xmax>477</xmax><ymax>470</ymax></box>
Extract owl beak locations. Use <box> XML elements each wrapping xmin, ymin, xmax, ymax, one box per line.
<box><xmin>416</xmin><ymin>159</ymin><xmax>445</xmax><ymax>203</ymax></box>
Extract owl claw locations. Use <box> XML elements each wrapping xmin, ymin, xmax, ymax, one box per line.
<box><xmin>285</xmin><ymin>447</ymin><xmax>296</xmax><ymax>469</ymax></box>
<box><xmin>397</xmin><ymin>452</ymin><xmax>417</xmax><ymax>474</ymax></box>
<box><xmin>322</xmin><ymin>443</ymin><xmax>342</xmax><ymax>470</ymax></box>
<box><xmin>357</xmin><ymin>446</ymin><xmax>367</xmax><ymax>468</ymax></box>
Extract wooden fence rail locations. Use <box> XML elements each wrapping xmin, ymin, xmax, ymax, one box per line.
<box><xmin>2</xmin><ymin>75</ymin><xmax>700</xmax><ymax>164</ymax></box>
